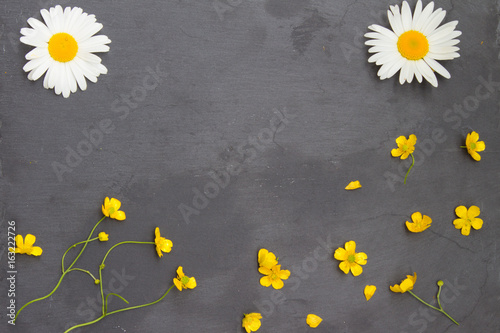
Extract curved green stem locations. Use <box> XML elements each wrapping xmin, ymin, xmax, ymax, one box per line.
<box><xmin>436</xmin><ymin>284</ymin><xmax>443</xmax><ymax>310</ymax></box>
<box><xmin>106</xmin><ymin>293</ymin><xmax>130</xmax><ymax>308</ymax></box>
<box><xmin>62</xmin><ymin>237</ymin><xmax>99</xmax><ymax>273</ymax></box>
<box><xmin>65</xmin><ymin>285</ymin><xmax>175</xmax><ymax>333</ymax></box>
<box><xmin>66</xmin><ymin>268</ymin><xmax>98</xmax><ymax>282</ymax></box>
<box><xmin>408</xmin><ymin>291</ymin><xmax>459</xmax><ymax>325</ymax></box>
<box><xmin>99</xmin><ymin>241</ymin><xmax>155</xmax><ymax>315</ymax></box>
<box><xmin>14</xmin><ymin>271</ymin><xmax>67</xmax><ymax>322</ymax></box>
<box><xmin>15</xmin><ymin>216</ymin><xmax>106</xmax><ymax>323</ymax></box>
<box><xmin>403</xmin><ymin>153</ymin><xmax>415</xmax><ymax>184</ymax></box>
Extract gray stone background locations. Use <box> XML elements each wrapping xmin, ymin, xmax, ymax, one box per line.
<box><xmin>1</xmin><ymin>0</ymin><xmax>499</xmax><ymax>332</ymax></box>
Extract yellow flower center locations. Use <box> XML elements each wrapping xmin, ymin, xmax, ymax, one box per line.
<box><xmin>181</xmin><ymin>276</ymin><xmax>190</xmax><ymax>285</ymax></box>
<box><xmin>402</xmin><ymin>144</ymin><xmax>408</xmax><ymax>151</ymax></box>
<box><xmin>348</xmin><ymin>255</ymin><xmax>356</xmax><ymax>263</ymax></box>
<box><xmin>469</xmin><ymin>142</ymin><xmax>476</xmax><ymax>150</ymax></box>
<box><xmin>48</xmin><ymin>32</ymin><xmax>78</xmax><ymax>62</ymax></box>
<box><xmin>397</xmin><ymin>30</ymin><xmax>429</xmax><ymax>60</ymax></box>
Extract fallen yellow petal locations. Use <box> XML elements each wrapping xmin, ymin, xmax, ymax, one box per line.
<box><xmin>306</xmin><ymin>314</ymin><xmax>322</xmax><ymax>328</ymax></box>
<box><xmin>364</xmin><ymin>285</ymin><xmax>376</xmax><ymax>301</ymax></box>
<box><xmin>345</xmin><ymin>180</ymin><xmax>362</xmax><ymax>190</ymax></box>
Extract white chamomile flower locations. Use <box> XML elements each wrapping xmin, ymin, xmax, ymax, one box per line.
<box><xmin>365</xmin><ymin>0</ymin><xmax>461</xmax><ymax>87</ymax></box>
<box><xmin>20</xmin><ymin>5</ymin><xmax>111</xmax><ymax>98</ymax></box>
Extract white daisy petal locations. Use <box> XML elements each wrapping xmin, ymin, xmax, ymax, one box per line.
<box><xmin>388</xmin><ymin>7</ymin><xmax>404</xmax><ymax>36</ymax></box>
<box><xmin>429</xmin><ymin>46</ymin><xmax>460</xmax><ymax>54</ymax></box>
<box><xmin>20</xmin><ymin>5</ymin><xmax>110</xmax><ymax>97</ymax></box>
<box><xmin>423</xmin><ymin>56</ymin><xmax>451</xmax><ymax>79</ymax></box>
<box><xmin>416</xmin><ymin>59</ymin><xmax>438</xmax><ymax>87</ymax></box>
<box><xmin>384</xmin><ymin>56</ymin><xmax>406</xmax><ymax>79</ymax></box>
<box><xmin>401</xmin><ymin>1</ymin><xmax>412</xmax><ymax>32</ymax></box>
<box><xmin>411</xmin><ymin>0</ymin><xmax>423</xmax><ymax>29</ymax></box>
<box><xmin>367</xmin><ymin>25</ymin><xmax>398</xmax><ymax>41</ymax></box>
<box><xmin>429</xmin><ymin>31</ymin><xmax>462</xmax><ymax>46</ymax></box>
<box><xmin>427</xmin><ymin>51</ymin><xmax>460</xmax><ymax>60</ymax></box>
<box><xmin>413</xmin><ymin>61</ymin><xmax>423</xmax><ymax>83</ymax></box>
<box><xmin>422</xmin><ymin>9</ymin><xmax>446</xmax><ymax>36</ymax></box>
<box><xmin>414</xmin><ymin>1</ymin><xmax>435</xmax><ymax>32</ymax></box>
<box><xmin>427</xmin><ymin>21</ymin><xmax>458</xmax><ymax>41</ymax></box>
<box><xmin>68</xmin><ymin>62</ymin><xmax>88</xmax><ymax>91</ymax></box>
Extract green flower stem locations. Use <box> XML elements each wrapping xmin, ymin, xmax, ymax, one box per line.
<box><xmin>15</xmin><ymin>216</ymin><xmax>106</xmax><ymax>323</ymax></box>
<box><xmin>64</xmin><ymin>285</ymin><xmax>175</xmax><ymax>333</ymax></box>
<box><xmin>66</xmin><ymin>268</ymin><xmax>98</xmax><ymax>282</ymax></box>
<box><xmin>98</xmin><ymin>241</ymin><xmax>155</xmax><ymax>315</ymax></box>
<box><xmin>404</xmin><ymin>153</ymin><xmax>415</xmax><ymax>184</ymax></box>
<box><xmin>408</xmin><ymin>290</ymin><xmax>459</xmax><ymax>325</ymax></box>
<box><xmin>62</xmin><ymin>237</ymin><xmax>99</xmax><ymax>273</ymax></box>
<box><xmin>460</xmin><ymin>146</ymin><xmax>466</xmax><ymax>148</ymax></box>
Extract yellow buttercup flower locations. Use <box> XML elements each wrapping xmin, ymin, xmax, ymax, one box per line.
<box><xmin>242</xmin><ymin>313</ymin><xmax>262</xmax><ymax>333</ymax></box>
<box><xmin>306</xmin><ymin>314</ymin><xmax>323</xmax><ymax>328</ymax></box>
<box><xmin>391</xmin><ymin>134</ymin><xmax>417</xmax><ymax>160</ymax></box>
<box><xmin>11</xmin><ymin>234</ymin><xmax>43</xmax><ymax>256</ymax></box>
<box><xmin>390</xmin><ymin>272</ymin><xmax>417</xmax><ymax>293</ymax></box>
<box><xmin>453</xmin><ymin>205</ymin><xmax>483</xmax><ymax>236</ymax></box>
<box><xmin>345</xmin><ymin>180</ymin><xmax>362</xmax><ymax>190</ymax></box>
<box><xmin>334</xmin><ymin>240</ymin><xmax>367</xmax><ymax>276</ymax></box>
<box><xmin>364</xmin><ymin>285</ymin><xmax>377</xmax><ymax>301</ymax></box>
<box><xmin>406</xmin><ymin>212</ymin><xmax>432</xmax><ymax>233</ymax></box>
<box><xmin>173</xmin><ymin>266</ymin><xmax>197</xmax><ymax>291</ymax></box>
<box><xmin>102</xmin><ymin>197</ymin><xmax>126</xmax><ymax>220</ymax></box>
<box><xmin>258</xmin><ymin>248</ymin><xmax>278</xmax><ymax>269</ymax></box>
<box><xmin>98</xmin><ymin>232</ymin><xmax>109</xmax><ymax>241</ymax></box>
<box><xmin>464</xmin><ymin>131</ymin><xmax>485</xmax><ymax>161</ymax></box>
<box><xmin>154</xmin><ymin>227</ymin><xmax>173</xmax><ymax>257</ymax></box>
<box><xmin>258</xmin><ymin>264</ymin><xmax>290</xmax><ymax>289</ymax></box>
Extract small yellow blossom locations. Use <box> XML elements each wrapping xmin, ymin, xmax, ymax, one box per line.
<box><xmin>258</xmin><ymin>248</ymin><xmax>278</xmax><ymax>269</ymax></box>
<box><xmin>258</xmin><ymin>265</ymin><xmax>290</xmax><ymax>289</ymax></box>
<box><xmin>173</xmin><ymin>266</ymin><xmax>196</xmax><ymax>291</ymax></box>
<box><xmin>154</xmin><ymin>227</ymin><xmax>173</xmax><ymax>257</ymax></box>
<box><xmin>334</xmin><ymin>240</ymin><xmax>367</xmax><ymax>276</ymax></box>
<box><xmin>98</xmin><ymin>232</ymin><xmax>109</xmax><ymax>241</ymax></box>
<box><xmin>306</xmin><ymin>314</ymin><xmax>323</xmax><ymax>328</ymax></box>
<box><xmin>242</xmin><ymin>313</ymin><xmax>262</xmax><ymax>333</ymax></box>
<box><xmin>464</xmin><ymin>131</ymin><xmax>485</xmax><ymax>161</ymax></box>
<box><xmin>390</xmin><ymin>272</ymin><xmax>417</xmax><ymax>293</ymax></box>
<box><xmin>102</xmin><ymin>197</ymin><xmax>126</xmax><ymax>220</ymax></box>
<box><xmin>391</xmin><ymin>134</ymin><xmax>417</xmax><ymax>160</ymax></box>
<box><xmin>453</xmin><ymin>205</ymin><xmax>483</xmax><ymax>236</ymax></box>
<box><xmin>405</xmin><ymin>212</ymin><xmax>432</xmax><ymax>233</ymax></box>
<box><xmin>364</xmin><ymin>285</ymin><xmax>376</xmax><ymax>301</ymax></box>
<box><xmin>11</xmin><ymin>234</ymin><xmax>43</xmax><ymax>256</ymax></box>
<box><xmin>345</xmin><ymin>180</ymin><xmax>362</xmax><ymax>190</ymax></box>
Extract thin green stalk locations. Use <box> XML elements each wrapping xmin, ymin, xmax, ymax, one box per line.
<box><xmin>66</xmin><ymin>268</ymin><xmax>98</xmax><ymax>282</ymax></box>
<box><xmin>64</xmin><ymin>285</ymin><xmax>175</xmax><ymax>333</ymax></box>
<box><xmin>15</xmin><ymin>216</ymin><xmax>106</xmax><ymax>322</ymax></box>
<box><xmin>404</xmin><ymin>153</ymin><xmax>415</xmax><ymax>184</ymax></box>
<box><xmin>408</xmin><ymin>291</ymin><xmax>459</xmax><ymax>325</ymax></box>
<box><xmin>62</xmin><ymin>237</ymin><xmax>99</xmax><ymax>273</ymax></box>
<box><xmin>99</xmin><ymin>241</ymin><xmax>155</xmax><ymax>315</ymax></box>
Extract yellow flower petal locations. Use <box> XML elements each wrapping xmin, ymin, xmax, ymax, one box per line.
<box><xmin>258</xmin><ymin>248</ymin><xmax>278</xmax><ymax>268</ymax></box>
<box><xmin>306</xmin><ymin>314</ymin><xmax>323</xmax><ymax>328</ymax></box>
<box><xmin>408</xmin><ymin>134</ymin><xmax>417</xmax><ymax>146</ymax></box>
<box><xmin>344</xmin><ymin>240</ymin><xmax>356</xmax><ymax>253</ymax></box>
<box><xmin>260</xmin><ymin>275</ymin><xmax>272</xmax><ymax>287</ymax></box>
<box><xmin>339</xmin><ymin>261</ymin><xmax>350</xmax><ymax>274</ymax></box>
<box><xmin>271</xmin><ymin>279</ymin><xmax>284</xmax><ymax>289</ymax></box>
<box><xmin>173</xmin><ymin>278</ymin><xmax>183</xmax><ymax>291</ymax></box>
<box><xmin>345</xmin><ymin>180</ymin><xmax>362</xmax><ymax>190</ymax></box>
<box><xmin>390</xmin><ymin>284</ymin><xmax>402</xmax><ymax>293</ymax></box>
<box><xmin>334</xmin><ymin>247</ymin><xmax>347</xmax><ymax>261</ymax></box>
<box><xmin>475</xmin><ymin>140</ymin><xmax>486</xmax><ymax>152</ymax></box>
<box><xmin>350</xmin><ymin>263</ymin><xmax>363</xmax><ymax>276</ymax></box>
<box><xmin>278</xmin><ymin>269</ymin><xmax>291</xmax><ymax>280</ymax></box>
<box><xmin>461</xmin><ymin>224</ymin><xmax>471</xmax><ymax>236</ymax></box>
<box><xmin>30</xmin><ymin>246</ymin><xmax>43</xmax><ymax>256</ymax></box>
<box><xmin>258</xmin><ymin>266</ymin><xmax>271</xmax><ymax>275</ymax></box>
<box><xmin>24</xmin><ymin>234</ymin><xmax>37</xmax><ymax>247</ymax></box>
<box><xmin>355</xmin><ymin>252</ymin><xmax>367</xmax><ymax>265</ymax></box>
<box><xmin>15</xmin><ymin>234</ymin><xmax>24</xmax><ymax>248</ymax></box>
<box><xmin>391</xmin><ymin>148</ymin><xmax>403</xmax><ymax>157</ymax></box>
<box><xmin>364</xmin><ymin>285</ymin><xmax>376</xmax><ymax>301</ymax></box>
<box><xmin>455</xmin><ymin>205</ymin><xmax>467</xmax><ymax>218</ymax></box>
<box><xmin>471</xmin><ymin>218</ymin><xmax>483</xmax><ymax>230</ymax></box>
<box><xmin>468</xmin><ymin>206</ymin><xmax>480</xmax><ymax>218</ymax></box>
<box><xmin>242</xmin><ymin>313</ymin><xmax>262</xmax><ymax>333</ymax></box>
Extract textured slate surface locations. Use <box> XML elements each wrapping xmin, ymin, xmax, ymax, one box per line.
<box><xmin>1</xmin><ymin>0</ymin><xmax>500</xmax><ymax>332</ymax></box>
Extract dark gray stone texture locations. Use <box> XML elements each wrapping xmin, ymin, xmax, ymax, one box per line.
<box><xmin>1</xmin><ymin>0</ymin><xmax>499</xmax><ymax>332</ymax></box>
